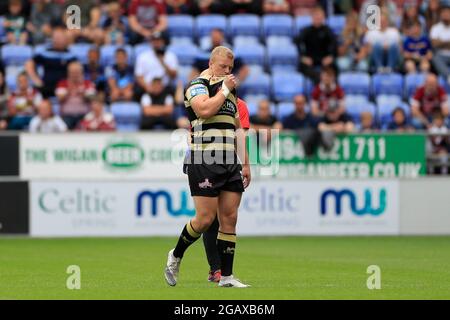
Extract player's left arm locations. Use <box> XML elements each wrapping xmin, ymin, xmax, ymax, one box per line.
<box><xmin>235</xmin><ymin>116</ymin><xmax>251</xmax><ymax>189</ymax></box>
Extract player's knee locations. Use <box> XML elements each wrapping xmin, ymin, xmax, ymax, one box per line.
<box><xmin>221</xmin><ymin>211</ymin><xmax>238</xmax><ymax>228</ymax></box>
<box><xmin>193</xmin><ymin>214</ymin><xmax>216</xmax><ymax>232</ymax></box>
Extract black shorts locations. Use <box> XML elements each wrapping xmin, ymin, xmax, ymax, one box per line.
<box><xmin>185</xmin><ymin>162</ymin><xmax>245</xmax><ymax>197</ymax></box>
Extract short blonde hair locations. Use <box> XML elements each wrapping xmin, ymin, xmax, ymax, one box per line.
<box><xmin>210</xmin><ymin>46</ymin><xmax>234</xmax><ymax>62</ymax></box>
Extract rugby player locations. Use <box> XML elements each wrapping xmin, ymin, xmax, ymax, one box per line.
<box><xmin>164</xmin><ymin>46</ymin><xmax>251</xmax><ymax>288</ymax></box>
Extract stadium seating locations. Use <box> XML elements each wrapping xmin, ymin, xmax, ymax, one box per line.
<box><xmin>196</xmin><ymin>14</ymin><xmax>227</xmax><ymax>38</ymax></box>
<box><xmin>167</xmin><ymin>42</ymin><xmax>199</xmax><ymax>66</ymax></box>
<box><xmin>277</xmin><ymin>102</ymin><xmax>295</xmax><ymax>119</ymax></box>
<box><xmin>372</xmin><ymin>73</ymin><xmax>404</xmax><ymax>96</ymax></box>
<box><xmin>234</xmin><ymin>43</ymin><xmax>266</xmax><ymax>67</ymax></box>
<box><xmin>1</xmin><ymin>45</ymin><xmax>33</xmax><ymax>66</ymax></box>
<box><xmin>272</xmin><ymin>72</ymin><xmax>304</xmax><ymax>102</ymax></box>
<box><xmin>345</xmin><ymin>95</ymin><xmax>375</xmax><ymax>121</ymax></box>
<box><xmin>133</xmin><ymin>43</ymin><xmax>152</xmax><ymax>58</ymax></box>
<box><xmin>110</xmin><ymin>101</ymin><xmax>141</xmax><ymax>130</ymax></box>
<box><xmin>240</xmin><ymin>73</ymin><xmax>271</xmax><ymax>96</ymax></box>
<box><xmin>404</xmin><ymin>73</ymin><xmax>426</xmax><ymax>98</ymax></box>
<box><xmin>439</xmin><ymin>76</ymin><xmax>450</xmax><ymax>93</ymax></box>
<box><xmin>327</xmin><ymin>15</ymin><xmax>346</xmax><ymax>35</ymax></box>
<box><xmin>267</xmin><ymin>42</ymin><xmax>298</xmax><ymax>71</ymax></box>
<box><xmin>167</xmin><ymin>15</ymin><xmax>195</xmax><ymax>38</ymax></box>
<box><xmin>228</xmin><ymin>14</ymin><xmax>261</xmax><ymax>38</ymax></box>
<box><xmin>338</xmin><ymin>72</ymin><xmax>371</xmax><ymax>96</ymax></box>
<box><xmin>262</xmin><ymin>14</ymin><xmax>294</xmax><ymax>37</ymax></box>
<box><xmin>295</xmin><ymin>15</ymin><xmax>312</xmax><ymax>34</ymax></box>
<box><xmin>69</xmin><ymin>43</ymin><xmax>93</xmax><ymax>65</ymax></box>
<box><xmin>233</xmin><ymin>35</ymin><xmax>260</xmax><ymax>47</ymax></box>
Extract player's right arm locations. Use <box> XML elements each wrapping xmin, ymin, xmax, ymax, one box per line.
<box><xmin>189</xmin><ymin>75</ymin><xmax>237</xmax><ymax>119</ymax></box>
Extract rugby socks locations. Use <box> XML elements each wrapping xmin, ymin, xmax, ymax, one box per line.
<box><xmin>217</xmin><ymin>231</ymin><xmax>237</xmax><ymax>277</ymax></box>
<box><xmin>202</xmin><ymin>217</ymin><xmax>221</xmax><ymax>272</ymax></box>
<box><xmin>173</xmin><ymin>221</ymin><xmax>201</xmax><ymax>259</ymax></box>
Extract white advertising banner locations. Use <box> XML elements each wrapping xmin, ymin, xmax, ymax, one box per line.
<box><xmin>20</xmin><ymin>133</ymin><xmax>187</xmax><ymax>180</ymax></box>
<box><xmin>30</xmin><ymin>180</ymin><xmax>399</xmax><ymax>236</ymax></box>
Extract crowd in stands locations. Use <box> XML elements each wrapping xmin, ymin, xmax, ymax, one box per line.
<box><xmin>0</xmin><ymin>0</ymin><xmax>449</xmax><ymax>165</ymax></box>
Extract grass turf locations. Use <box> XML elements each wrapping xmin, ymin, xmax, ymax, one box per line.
<box><xmin>1</xmin><ymin>236</ymin><xmax>450</xmax><ymax>300</ymax></box>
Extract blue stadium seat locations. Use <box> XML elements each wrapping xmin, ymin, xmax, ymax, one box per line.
<box><xmin>266</xmin><ymin>35</ymin><xmax>293</xmax><ymax>47</ymax></box>
<box><xmin>100</xmin><ymin>45</ymin><xmax>134</xmax><ymax>67</ymax></box>
<box><xmin>116</xmin><ymin>123</ymin><xmax>140</xmax><ymax>132</ymax></box>
<box><xmin>177</xmin><ymin>65</ymin><xmax>192</xmax><ymax>86</ymax></box>
<box><xmin>345</xmin><ymin>95</ymin><xmax>375</xmax><ymax>122</ymax></box>
<box><xmin>69</xmin><ymin>43</ymin><xmax>93</xmax><ymax>65</ymax></box>
<box><xmin>262</xmin><ymin>14</ymin><xmax>294</xmax><ymax>37</ymax></box>
<box><xmin>295</xmin><ymin>15</ymin><xmax>312</xmax><ymax>35</ymax></box>
<box><xmin>168</xmin><ymin>15</ymin><xmax>195</xmax><ymax>38</ymax></box>
<box><xmin>110</xmin><ymin>102</ymin><xmax>141</xmax><ymax>127</ymax></box>
<box><xmin>234</xmin><ymin>43</ymin><xmax>265</xmax><ymax>67</ymax></box>
<box><xmin>277</xmin><ymin>102</ymin><xmax>295</xmax><ymax>119</ymax></box>
<box><xmin>327</xmin><ymin>15</ymin><xmax>346</xmax><ymax>35</ymax></box>
<box><xmin>245</xmin><ymin>101</ymin><xmax>259</xmax><ymax>116</ymax></box>
<box><xmin>5</xmin><ymin>66</ymin><xmax>23</xmax><ymax>92</ymax></box>
<box><xmin>228</xmin><ymin>14</ymin><xmax>261</xmax><ymax>38</ymax></box>
<box><xmin>240</xmin><ymin>73</ymin><xmax>271</xmax><ymax>96</ymax></box>
<box><xmin>404</xmin><ymin>73</ymin><xmax>426</xmax><ymax>98</ymax></box>
<box><xmin>338</xmin><ymin>72</ymin><xmax>371</xmax><ymax>96</ymax></box>
<box><xmin>133</xmin><ymin>43</ymin><xmax>152</xmax><ymax>58</ymax></box>
<box><xmin>272</xmin><ymin>73</ymin><xmax>304</xmax><ymax>102</ymax></box>
<box><xmin>376</xmin><ymin>95</ymin><xmax>405</xmax><ymax>119</ymax></box>
<box><xmin>439</xmin><ymin>76</ymin><xmax>450</xmax><ymax>94</ymax></box>
<box><xmin>232</xmin><ymin>35</ymin><xmax>260</xmax><ymax>47</ymax></box>
<box><xmin>372</xmin><ymin>73</ymin><xmax>404</xmax><ymax>96</ymax></box>
<box><xmin>1</xmin><ymin>45</ymin><xmax>33</xmax><ymax>66</ymax></box>
<box><xmin>267</xmin><ymin>43</ymin><xmax>298</xmax><ymax>71</ymax></box>
<box><xmin>196</xmin><ymin>14</ymin><xmax>227</xmax><ymax>38</ymax></box>
<box><xmin>167</xmin><ymin>42</ymin><xmax>199</xmax><ymax>66</ymax></box>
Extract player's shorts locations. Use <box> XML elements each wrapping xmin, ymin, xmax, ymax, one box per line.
<box><xmin>185</xmin><ymin>162</ymin><xmax>245</xmax><ymax>197</ymax></box>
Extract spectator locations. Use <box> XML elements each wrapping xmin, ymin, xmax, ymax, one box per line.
<box><xmin>84</xmin><ymin>47</ymin><xmax>106</xmax><ymax>93</ymax></box>
<box><xmin>263</xmin><ymin>0</ymin><xmax>290</xmax><ymax>14</ymax></box>
<box><xmin>27</xmin><ymin>0</ymin><xmax>63</xmax><ymax>45</ymax></box>
<box><xmin>428</xmin><ymin>110</ymin><xmax>449</xmax><ymax>174</ymax></box>
<box><xmin>250</xmin><ymin>99</ymin><xmax>282</xmax><ymax>131</ymax></box>
<box><xmin>363</xmin><ymin>13</ymin><xmax>402</xmax><ymax>73</ymax></box>
<box><xmin>387</xmin><ymin>107</ymin><xmax>414</xmax><ymax>132</ymax></box>
<box><xmin>173</xmin><ymin>80</ymin><xmax>190</xmax><ymax>129</ymax></box>
<box><xmin>401</xmin><ymin>2</ymin><xmax>424</xmax><ymax>35</ymax></box>
<box><xmin>165</xmin><ymin>0</ymin><xmax>192</xmax><ymax>14</ymax></box>
<box><xmin>296</xmin><ymin>6</ymin><xmax>337</xmax><ymax>84</ymax></box>
<box><xmin>64</xmin><ymin>0</ymin><xmax>104</xmax><ymax>46</ymax></box>
<box><xmin>7</xmin><ymin>72</ymin><xmax>43</xmax><ymax>130</ymax></box>
<box><xmin>289</xmin><ymin>0</ymin><xmax>318</xmax><ymax>16</ymax></box>
<box><xmin>424</xmin><ymin>0</ymin><xmax>441</xmax><ymax>32</ymax></box>
<box><xmin>359</xmin><ymin>111</ymin><xmax>378</xmax><ymax>132</ymax></box>
<box><xmin>78</xmin><ymin>96</ymin><xmax>116</xmax><ymax>132</ymax></box>
<box><xmin>140</xmin><ymin>77</ymin><xmax>177</xmax><ymax>130</ymax></box>
<box><xmin>25</xmin><ymin>27</ymin><xmax>77</xmax><ymax>98</ymax></box>
<box><xmin>318</xmin><ymin>105</ymin><xmax>354</xmax><ymax>134</ymax></box>
<box><xmin>282</xmin><ymin>94</ymin><xmax>316</xmax><ymax>130</ymax></box>
<box><xmin>411</xmin><ymin>73</ymin><xmax>449</xmax><ymax>128</ymax></box>
<box><xmin>190</xmin><ymin>28</ymin><xmax>249</xmax><ymax>83</ymax></box>
<box><xmin>431</xmin><ymin>6</ymin><xmax>450</xmax><ymax>85</ymax></box>
<box><xmin>403</xmin><ymin>20</ymin><xmax>433</xmax><ymax>74</ymax></box>
<box><xmin>102</xmin><ymin>1</ymin><xmax>128</xmax><ymax>46</ymax></box>
<box><xmin>29</xmin><ymin>99</ymin><xmax>67</xmax><ymax>133</ymax></box>
<box><xmin>106</xmin><ymin>48</ymin><xmax>135</xmax><ymax>102</ymax></box>
<box><xmin>0</xmin><ymin>68</ymin><xmax>9</xmax><ymax>130</ymax></box>
<box><xmin>337</xmin><ymin>10</ymin><xmax>369</xmax><ymax>72</ymax></box>
<box><xmin>226</xmin><ymin>0</ymin><xmax>263</xmax><ymax>15</ymax></box>
<box><xmin>128</xmin><ymin>0</ymin><xmax>168</xmax><ymax>44</ymax></box>
<box><xmin>56</xmin><ymin>61</ymin><xmax>96</xmax><ymax>129</ymax></box>
<box><xmin>311</xmin><ymin>67</ymin><xmax>345</xmax><ymax>118</ymax></box>
<box><xmin>135</xmin><ymin>32</ymin><xmax>178</xmax><ymax>96</ymax></box>
<box><xmin>359</xmin><ymin>0</ymin><xmax>397</xmax><ymax>27</ymax></box>
<box><xmin>4</xmin><ymin>0</ymin><xmax>28</xmax><ymax>45</ymax></box>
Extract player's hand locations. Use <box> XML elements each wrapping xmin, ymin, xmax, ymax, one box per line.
<box><xmin>242</xmin><ymin>164</ymin><xmax>251</xmax><ymax>189</ymax></box>
<box><xmin>224</xmin><ymin>74</ymin><xmax>237</xmax><ymax>91</ymax></box>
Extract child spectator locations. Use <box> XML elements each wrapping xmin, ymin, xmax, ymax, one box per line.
<box><xmin>106</xmin><ymin>48</ymin><xmax>134</xmax><ymax>102</ymax></box>
<box><xmin>428</xmin><ymin>111</ymin><xmax>449</xmax><ymax>174</ymax></box>
<box><xmin>78</xmin><ymin>96</ymin><xmax>116</xmax><ymax>132</ymax></box>
<box><xmin>4</xmin><ymin>0</ymin><xmax>28</xmax><ymax>45</ymax></box>
<box><xmin>359</xmin><ymin>111</ymin><xmax>378</xmax><ymax>132</ymax></box>
<box><xmin>29</xmin><ymin>99</ymin><xmax>67</xmax><ymax>133</ymax></box>
<box><xmin>84</xmin><ymin>47</ymin><xmax>106</xmax><ymax>93</ymax></box>
<box><xmin>7</xmin><ymin>72</ymin><xmax>43</xmax><ymax>130</ymax></box>
<box><xmin>387</xmin><ymin>107</ymin><xmax>414</xmax><ymax>132</ymax></box>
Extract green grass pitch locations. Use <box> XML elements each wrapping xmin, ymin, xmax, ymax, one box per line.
<box><xmin>1</xmin><ymin>236</ymin><xmax>450</xmax><ymax>299</ymax></box>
